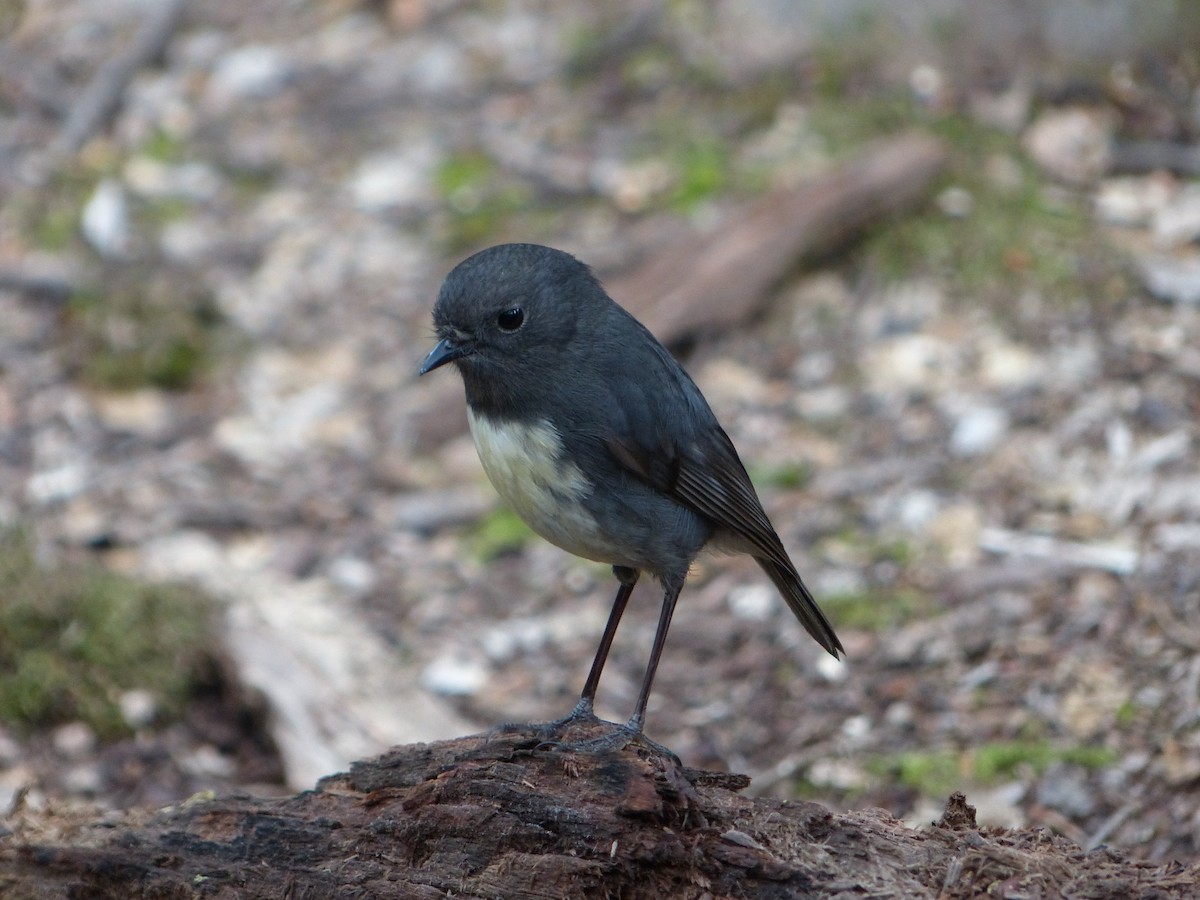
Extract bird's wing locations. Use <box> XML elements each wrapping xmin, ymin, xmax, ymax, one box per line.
<box><xmin>595</xmin><ymin>324</ymin><xmax>781</xmax><ymax>560</ymax></box>
<box><xmin>606</xmin><ymin>391</ymin><xmax>788</xmax><ymax>566</ymax></box>
<box><xmin>601</xmin><ymin>328</ymin><xmax>843</xmax><ymax>657</ymax></box>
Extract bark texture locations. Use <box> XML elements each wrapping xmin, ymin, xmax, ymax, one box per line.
<box><xmin>2</xmin><ymin>726</ymin><xmax>1196</xmax><ymax>899</ymax></box>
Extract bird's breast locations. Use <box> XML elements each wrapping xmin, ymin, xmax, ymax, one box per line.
<box><xmin>466</xmin><ymin>409</ymin><xmax>627</xmax><ymax>565</ymax></box>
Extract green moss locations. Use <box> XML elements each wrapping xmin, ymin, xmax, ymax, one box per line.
<box><xmin>22</xmin><ymin>168</ymin><xmax>97</xmax><ymax>252</ymax></box>
<box><xmin>434</xmin><ymin>151</ymin><xmax>533</xmax><ymax>252</ymax></box>
<box><xmin>668</xmin><ymin>138</ymin><xmax>731</xmax><ymax>211</ymax></box>
<box><xmin>0</xmin><ymin>531</ymin><xmax>217</xmax><ymax>739</ymax></box>
<box><xmin>436</xmin><ymin>150</ymin><xmax>496</xmax><ymax>201</ymax></box>
<box><xmin>84</xmin><ymin>334</ymin><xmax>206</xmax><ymax>391</ymax></box>
<box><xmin>748</xmin><ymin>461</ymin><xmax>815</xmax><ymax>491</ymax></box>
<box><xmin>971</xmin><ymin>740</ymin><xmax>1117</xmax><ymax>781</ymax></box>
<box><xmin>141</xmin><ymin>128</ymin><xmax>186</xmax><ymax>164</ymax></box>
<box><xmin>66</xmin><ymin>268</ymin><xmax>223</xmax><ymax>392</ymax></box>
<box><xmin>467</xmin><ymin>507</ymin><xmax>535</xmax><ymax>562</ymax></box>
<box><xmin>1115</xmin><ymin>699</ymin><xmax>1137</xmax><ymax>728</ymax></box>
<box><xmin>562</xmin><ymin>23</ymin><xmax>612</xmax><ymax>81</ymax></box>
<box><xmin>869</xmin><ymin>740</ymin><xmax>1115</xmax><ymax>797</ymax></box>
<box><xmin>30</xmin><ymin>203</ymin><xmax>81</xmax><ymax>251</ymax></box>
<box><xmin>806</xmin><ymin>7</ymin><xmax>896</xmax><ymax>103</ymax></box>
<box><xmin>801</xmin><ymin>86</ymin><xmax>1130</xmax><ymax>307</ymax></box>
<box><xmin>868</xmin><ymin>121</ymin><xmax>1099</xmax><ymax>298</ymax></box>
<box><xmin>824</xmin><ymin>587</ymin><xmax>931</xmax><ymax>632</ymax></box>
<box><xmin>228</xmin><ymin>166</ymin><xmax>279</xmax><ymax>203</ymax></box>
<box><xmin>868</xmin><ymin>749</ymin><xmax>960</xmax><ymax>797</ymax></box>
<box><xmin>138</xmin><ymin>195</ymin><xmax>193</xmax><ymax>228</ymax></box>
<box><xmin>777</xmin><ymin>14</ymin><xmax>1135</xmax><ymax>310</ymax></box>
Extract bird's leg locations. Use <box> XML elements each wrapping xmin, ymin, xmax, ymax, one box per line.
<box><xmin>625</xmin><ymin>571</ymin><xmax>682</xmax><ymax>735</ymax></box>
<box><xmin>573</xmin><ymin>565</ymin><xmax>639</xmax><ymax>718</ymax></box>
<box><xmin>544</xmin><ymin>573</ymin><xmax>685</xmax><ymax>763</ymax></box>
<box><xmin>490</xmin><ymin>566</ymin><xmax>639</xmax><ymax>744</ymax></box>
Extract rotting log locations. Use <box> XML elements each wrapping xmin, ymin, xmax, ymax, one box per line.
<box><xmin>1</xmin><ymin>725</ymin><xmax>1195</xmax><ymax>899</ymax></box>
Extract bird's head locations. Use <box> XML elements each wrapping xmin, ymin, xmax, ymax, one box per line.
<box><xmin>420</xmin><ymin>244</ymin><xmax>605</xmax><ymax>408</ymax></box>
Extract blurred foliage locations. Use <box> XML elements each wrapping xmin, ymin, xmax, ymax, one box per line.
<box><xmin>0</xmin><ymin>530</ymin><xmax>217</xmax><ymax>739</ymax></box>
<box><xmin>797</xmin><ymin>38</ymin><xmax>1127</xmax><ymax>309</ymax></box>
<box><xmin>22</xmin><ymin>168</ymin><xmax>98</xmax><ymax>253</ymax></box>
<box><xmin>571</xmin><ymin>3</ymin><xmax>1134</xmax><ymax>311</ymax></box>
<box><xmin>13</xmin><ymin>144</ymin><xmax>227</xmax><ymax>392</ymax></box>
<box><xmin>824</xmin><ymin>586</ymin><xmax>930</xmax><ymax>632</ymax></box>
<box><xmin>867</xmin><ymin>740</ymin><xmax>1117</xmax><ymax>798</ymax></box>
<box><xmin>466</xmin><ymin>506</ymin><xmax>536</xmax><ymax>562</ymax></box>
<box><xmin>66</xmin><ymin>266</ymin><xmax>223</xmax><ymax>391</ymax></box>
<box><xmin>870</xmin><ymin>748</ymin><xmax>961</xmax><ymax>798</ymax></box>
<box><xmin>666</xmin><ymin>137</ymin><xmax>731</xmax><ymax>211</ymax></box>
<box><xmin>748</xmin><ymin>460</ymin><xmax>816</xmax><ymax>492</ymax></box>
<box><xmin>435</xmin><ymin>150</ymin><xmax>534</xmax><ymax>252</ymax></box>
<box><xmin>859</xmin><ymin>116</ymin><xmax>1110</xmax><ymax>303</ymax></box>
<box><xmin>141</xmin><ymin>128</ymin><xmax>187</xmax><ymax>164</ymax></box>
<box><xmin>972</xmin><ymin>740</ymin><xmax>1117</xmax><ymax>781</ymax></box>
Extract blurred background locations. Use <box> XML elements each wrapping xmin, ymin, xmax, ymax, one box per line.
<box><xmin>1</xmin><ymin>0</ymin><xmax>1199</xmax><ymax>862</ymax></box>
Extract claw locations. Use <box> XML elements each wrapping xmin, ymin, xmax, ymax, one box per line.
<box><xmin>488</xmin><ymin>701</ymin><xmax>679</xmax><ymax>765</ymax></box>
<box><xmin>549</xmin><ymin>721</ymin><xmax>681</xmax><ymax>766</ymax></box>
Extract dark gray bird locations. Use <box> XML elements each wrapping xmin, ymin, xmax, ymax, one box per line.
<box><xmin>421</xmin><ymin>243</ymin><xmax>842</xmax><ymax>746</ymax></box>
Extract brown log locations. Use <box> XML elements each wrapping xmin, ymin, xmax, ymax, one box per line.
<box><xmin>607</xmin><ymin>131</ymin><xmax>948</xmax><ymax>346</ymax></box>
<box><xmin>1</xmin><ymin>725</ymin><xmax>1195</xmax><ymax>899</ymax></box>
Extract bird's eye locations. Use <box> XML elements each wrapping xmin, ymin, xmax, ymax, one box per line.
<box><xmin>496</xmin><ymin>307</ymin><xmax>525</xmax><ymax>332</ymax></box>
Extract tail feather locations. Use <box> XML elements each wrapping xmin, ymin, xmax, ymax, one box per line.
<box><xmin>756</xmin><ymin>557</ymin><xmax>843</xmax><ymax>658</ymax></box>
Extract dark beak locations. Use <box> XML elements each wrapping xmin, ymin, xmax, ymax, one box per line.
<box><xmin>419</xmin><ymin>337</ymin><xmax>466</xmax><ymax>375</ymax></box>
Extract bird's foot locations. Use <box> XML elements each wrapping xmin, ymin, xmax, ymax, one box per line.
<box><xmin>546</xmin><ymin>720</ymin><xmax>682</xmax><ymax>766</ymax></box>
<box><xmin>490</xmin><ymin>703</ymin><xmax>680</xmax><ymax>763</ymax></box>
<box><xmin>489</xmin><ymin>698</ymin><xmax>601</xmax><ymax>748</ymax></box>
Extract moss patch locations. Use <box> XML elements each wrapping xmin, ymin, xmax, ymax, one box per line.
<box><xmin>65</xmin><ymin>265</ymin><xmax>224</xmax><ymax>392</ymax></box>
<box><xmin>434</xmin><ymin>150</ymin><xmax>534</xmax><ymax>252</ymax></box>
<box><xmin>824</xmin><ymin>586</ymin><xmax>931</xmax><ymax>632</ymax></box>
<box><xmin>466</xmin><ymin>507</ymin><xmax>536</xmax><ymax>562</ymax></box>
<box><xmin>0</xmin><ymin>531</ymin><xmax>218</xmax><ymax>739</ymax></box>
<box><xmin>868</xmin><ymin>740</ymin><xmax>1117</xmax><ymax>798</ymax></box>
<box><xmin>868</xmin><ymin>744</ymin><xmax>1118</xmax><ymax>801</ymax></box>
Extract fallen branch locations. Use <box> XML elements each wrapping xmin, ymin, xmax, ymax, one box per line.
<box><xmin>2</xmin><ymin>727</ymin><xmax>1194</xmax><ymax>899</ymax></box>
<box><xmin>979</xmin><ymin>526</ymin><xmax>1140</xmax><ymax>575</ymax></box>
<box><xmin>0</xmin><ymin>270</ymin><xmax>74</xmax><ymax>303</ymax></box>
<box><xmin>608</xmin><ymin>131</ymin><xmax>948</xmax><ymax>346</ymax></box>
<box><xmin>49</xmin><ymin>0</ymin><xmax>188</xmax><ymax>161</ymax></box>
<box><xmin>1110</xmin><ymin>140</ymin><xmax>1200</xmax><ymax>177</ymax></box>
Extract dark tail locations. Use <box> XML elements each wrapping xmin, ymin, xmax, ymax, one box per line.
<box><xmin>756</xmin><ymin>557</ymin><xmax>843</xmax><ymax>659</ymax></box>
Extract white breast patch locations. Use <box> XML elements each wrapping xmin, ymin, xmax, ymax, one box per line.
<box><xmin>467</xmin><ymin>410</ymin><xmax>622</xmax><ymax>564</ymax></box>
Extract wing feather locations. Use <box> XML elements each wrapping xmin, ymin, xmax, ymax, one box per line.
<box><xmin>600</xmin><ymin>325</ymin><xmax>842</xmax><ymax>657</ymax></box>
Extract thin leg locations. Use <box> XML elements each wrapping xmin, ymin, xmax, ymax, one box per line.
<box><xmin>575</xmin><ymin>565</ymin><xmax>639</xmax><ymax>714</ymax></box>
<box><xmin>492</xmin><ymin>566</ymin><xmax>640</xmax><ymax>740</ymax></box>
<box><xmin>493</xmin><ymin>566</ymin><xmax>685</xmax><ymax>763</ymax></box>
<box><xmin>546</xmin><ymin>572</ymin><xmax>684</xmax><ymax>761</ymax></box>
<box><xmin>626</xmin><ymin>573</ymin><xmax>684</xmax><ymax>735</ymax></box>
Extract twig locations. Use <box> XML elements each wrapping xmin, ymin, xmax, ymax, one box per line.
<box><xmin>1110</xmin><ymin>140</ymin><xmax>1200</xmax><ymax>177</ymax></box>
<box><xmin>49</xmin><ymin>0</ymin><xmax>188</xmax><ymax>161</ymax></box>
<box><xmin>0</xmin><ymin>270</ymin><xmax>74</xmax><ymax>303</ymax></box>
<box><xmin>978</xmin><ymin>527</ymin><xmax>1139</xmax><ymax>575</ymax></box>
<box><xmin>1142</xmin><ymin>591</ymin><xmax>1200</xmax><ymax>652</ymax></box>
<box><xmin>1085</xmin><ymin>800</ymin><xmax>1140</xmax><ymax>850</ymax></box>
